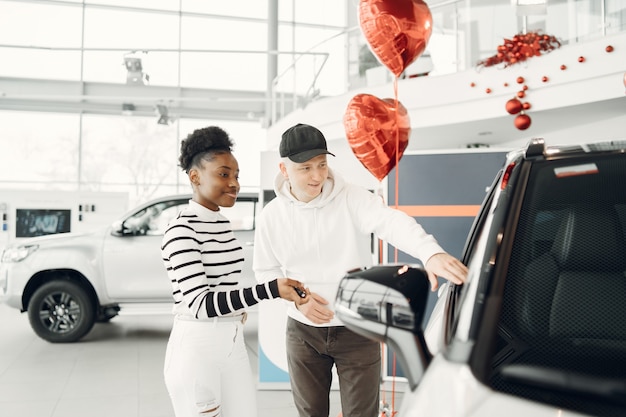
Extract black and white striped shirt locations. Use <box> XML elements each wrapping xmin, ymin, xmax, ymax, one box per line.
<box><xmin>161</xmin><ymin>200</ymin><xmax>279</xmax><ymax>319</ymax></box>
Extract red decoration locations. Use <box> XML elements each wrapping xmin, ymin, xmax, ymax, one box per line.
<box><xmin>344</xmin><ymin>94</ymin><xmax>410</xmax><ymax>181</ymax></box>
<box><xmin>522</xmin><ymin>85</ymin><xmax>528</xmax><ymax>91</ymax></box>
<box><xmin>542</xmin><ymin>76</ymin><xmax>549</xmax><ymax>82</ymax></box>
<box><xmin>561</xmin><ymin>64</ymin><xmax>567</xmax><ymax>70</ymax></box>
<box><xmin>470</xmin><ymin>82</ymin><xmax>476</xmax><ymax>87</ymax></box>
<box><xmin>477</xmin><ymin>31</ymin><xmax>561</xmax><ymax>68</ymax></box>
<box><xmin>606</xmin><ymin>45</ymin><xmax>614</xmax><ymax>53</ymax></box>
<box><xmin>359</xmin><ymin>0</ymin><xmax>433</xmax><ymax>77</ymax></box>
<box><xmin>504</xmin><ymin>82</ymin><xmax>509</xmax><ymax>87</ymax></box>
<box><xmin>516</xmin><ymin>76</ymin><xmax>525</xmax><ymax>84</ymax></box>
<box><xmin>523</xmin><ymin>102</ymin><xmax>531</xmax><ymax>110</ymax></box>
<box><xmin>517</xmin><ymin>90</ymin><xmax>526</xmax><ymax>99</ymax></box>
<box><xmin>505</xmin><ymin>98</ymin><xmax>523</xmax><ymax>115</ymax></box>
<box><xmin>578</xmin><ymin>56</ymin><xmax>586</xmax><ymax>63</ymax></box>
<box><xmin>515</xmin><ymin>113</ymin><xmax>532</xmax><ymax>130</ymax></box>
<box><xmin>485</xmin><ymin>88</ymin><xmax>492</xmax><ymax>94</ymax></box>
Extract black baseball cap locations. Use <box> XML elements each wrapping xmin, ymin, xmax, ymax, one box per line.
<box><xmin>279</xmin><ymin>123</ymin><xmax>335</xmax><ymax>163</ymax></box>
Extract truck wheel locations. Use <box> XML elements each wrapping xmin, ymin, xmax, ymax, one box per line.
<box><xmin>27</xmin><ymin>281</ymin><xmax>96</xmax><ymax>343</ymax></box>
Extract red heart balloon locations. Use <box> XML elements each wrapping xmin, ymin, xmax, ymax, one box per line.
<box><xmin>344</xmin><ymin>94</ymin><xmax>411</xmax><ymax>182</ymax></box>
<box><xmin>359</xmin><ymin>0</ymin><xmax>433</xmax><ymax>77</ymax></box>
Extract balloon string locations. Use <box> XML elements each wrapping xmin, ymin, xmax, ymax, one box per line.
<box><xmin>393</xmin><ymin>77</ymin><xmax>399</xmax><ymax>264</ymax></box>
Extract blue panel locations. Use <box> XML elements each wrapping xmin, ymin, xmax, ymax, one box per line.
<box><xmin>258</xmin><ymin>345</ymin><xmax>290</xmax><ymax>383</ymax></box>
<box><xmin>388</xmin><ymin>152</ymin><xmax>506</xmax><ymax>205</ymax></box>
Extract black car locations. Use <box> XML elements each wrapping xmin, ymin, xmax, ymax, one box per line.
<box><xmin>336</xmin><ymin>138</ymin><xmax>626</xmax><ymax>417</ymax></box>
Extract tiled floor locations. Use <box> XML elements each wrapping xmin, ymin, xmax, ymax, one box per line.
<box><xmin>0</xmin><ymin>302</ymin><xmax>405</xmax><ymax>417</ymax></box>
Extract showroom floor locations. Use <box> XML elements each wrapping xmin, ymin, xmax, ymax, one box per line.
<box><xmin>0</xmin><ymin>302</ymin><xmax>405</xmax><ymax>417</ymax></box>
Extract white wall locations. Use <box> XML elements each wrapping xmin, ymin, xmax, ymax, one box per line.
<box><xmin>0</xmin><ymin>190</ymin><xmax>128</xmax><ymax>251</ymax></box>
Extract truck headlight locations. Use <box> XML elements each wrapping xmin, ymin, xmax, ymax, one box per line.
<box><xmin>1</xmin><ymin>245</ymin><xmax>39</xmax><ymax>263</ymax></box>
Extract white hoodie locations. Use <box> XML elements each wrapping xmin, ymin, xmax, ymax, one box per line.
<box><xmin>253</xmin><ymin>168</ymin><xmax>444</xmax><ymax>327</ymax></box>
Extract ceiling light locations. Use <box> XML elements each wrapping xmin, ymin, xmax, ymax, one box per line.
<box><xmin>155</xmin><ymin>104</ymin><xmax>173</xmax><ymax>125</ymax></box>
<box><xmin>123</xmin><ymin>52</ymin><xmax>149</xmax><ymax>85</ymax></box>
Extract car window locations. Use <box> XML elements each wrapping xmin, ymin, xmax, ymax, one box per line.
<box><xmin>123</xmin><ymin>200</ymin><xmax>188</xmax><ymax>236</ymax></box>
<box><xmin>221</xmin><ymin>200</ymin><xmax>256</xmax><ymax>231</ymax></box>
<box><xmin>489</xmin><ymin>154</ymin><xmax>626</xmax><ymax>416</ymax></box>
<box><xmin>452</xmin><ymin>170</ymin><xmax>503</xmax><ymax>341</ymax></box>
<box><xmin>123</xmin><ymin>198</ymin><xmax>257</xmax><ymax>237</ymax></box>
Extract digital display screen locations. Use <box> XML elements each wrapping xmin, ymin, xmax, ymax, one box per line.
<box><xmin>15</xmin><ymin>209</ymin><xmax>71</xmax><ymax>238</ymax></box>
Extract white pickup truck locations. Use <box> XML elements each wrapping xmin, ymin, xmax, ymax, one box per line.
<box><xmin>0</xmin><ymin>193</ymin><xmax>258</xmax><ymax>342</ymax></box>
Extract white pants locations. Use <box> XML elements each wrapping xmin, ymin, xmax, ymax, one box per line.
<box><xmin>164</xmin><ymin>316</ymin><xmax>257</xmax><ymax>417</ymax></box>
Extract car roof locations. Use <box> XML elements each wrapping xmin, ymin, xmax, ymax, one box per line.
<box><xmin>116</xmin><ymin>192</ymin><xmax>259</xmax><ymax>220</ymax></box>
<box><xmin>513</xmin><ymin>138</ymin><xmax>626</xmax><ymax>161</ymax></box>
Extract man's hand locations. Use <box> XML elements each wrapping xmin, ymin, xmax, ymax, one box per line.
<box><xmin>296</xmin><ymin>292</ymin><xmax>334</xmax><ymax>324</ymax></box>
<box><xmin>277</xmin><ymin>278</ymin><xmax>310</xmax><ymax>305</ymax></box>
<box><xmin>425</xmin><ymin>253</ymin><xmax>469</xmax><ymax>291</ymax></box>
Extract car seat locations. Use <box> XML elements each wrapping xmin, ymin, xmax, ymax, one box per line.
<box><xmin>510</xmin><ymin>205</ymin><xmax>626</xmax><ymax>372</ymax></box>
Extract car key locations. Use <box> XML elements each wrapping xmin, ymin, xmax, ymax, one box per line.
<box><xmin>293</xmin><ymin>286</ymin><xmax>307</xmax><ymax>298</ymax></box>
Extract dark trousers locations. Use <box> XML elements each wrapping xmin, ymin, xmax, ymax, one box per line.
<box><xmin>286</xmin><ymin>317</ymin><xmax>381</xmax><ymax>417</ymax></box>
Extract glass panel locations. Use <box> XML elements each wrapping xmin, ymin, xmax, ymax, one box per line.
<box><xmin>0</xmin><ymin>2</ymin><xmax>82</xmax><ymax>47</ymax></box>
<box><xmin>179</xmin><ymin>52</ymin><xmax>266</xmax><ymax>90</ymax></box>
<box><xmin>80</xmin><ymin>115</ymin><xmax>179</xmax><ymax>204</ymax></box>
<box><xmin>82</xmin><ymin>50</ymin><xmax>180</xmax><ymax>85</ymax></box>
<box><xmin>0</xmin><ymin>111</ymin><xmax>79</xmax><ymax>189</ymax></box>
<box><xmin>279</xmin><ymin>0</ymin><xmax>347</xmax><ymax>27</ymax></box>
<box><xmin>606</xmin><ymin>0</ymin><xmax>626</xmax><ymax>35</ymax></box>
<box><xmin>181</xmin><ymin>16</ymin><xmax>267</xmax><ymax>50</ymax></box>
<box><xmin>0</xmin><ymin>2</ymin><xmax>82</xmax><ymax>80</ymax></box>
<box><xmin>276</xmin><ymin>26</ymin><xmax>347</xmax><ymax>96</ymax></box>
<box><xmin>82</xmin><ymin>50</ymin><xmax>134</xmax><ymax>84</ymax></box>
<box><xmin>0</xmin><ymin>48</ymin><xmax>82</xmax><ymax>80</ymax></box>
<box><xmin>83</xmin><ymin>8</ymin><xmax>180</xmax><ymax>49</ymax></box>
<box><xmin>179</xmin><ymin>16</ymin><xmax>267</xmax><ymax>90</ymax></box>
<box><xmin>182</xmin><ymin>0</ymin><xmax>269</xmax><ymax>19</ymax></box>
<box><xmin>86</xmin><ymin>0</ymin><xmax>181</xmax><ymax>12</ymax></box>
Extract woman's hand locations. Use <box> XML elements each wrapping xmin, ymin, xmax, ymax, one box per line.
<box><xmin>277</xmin><ymin>278</ymin><xmax>310</xmax><ymax>305</ymax></box>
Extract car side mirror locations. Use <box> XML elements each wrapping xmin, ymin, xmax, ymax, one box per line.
<box><xmin>335</xmin><ymin>264</ymin><xmax>432</xmax><ymax>390</ymax></box>
<box><xmin>110</xmin><ymin>220</ymin><xmax>125</xmax><ymax>236</ymax></box>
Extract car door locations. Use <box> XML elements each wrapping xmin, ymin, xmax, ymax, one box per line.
<box><xmin>102</xmin><ymin>199</ymin><xmax>188</xmax><ymax>300</ymax></box>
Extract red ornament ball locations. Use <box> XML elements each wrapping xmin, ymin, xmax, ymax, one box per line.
<box><xmin>506</xmin><ymin>98</ymin><xmax>523</xmax><ymax>114</ymax></box>
<box><xmin>470</xmin><ymin>82</ymin><xmax>476</xmax><ymax>87</ymax></box>
<box><xmin>578</xmin><ymin>56</ymin><xmax>586</xmax><ymax>63</ymax></box>
<box><xmin>522</xmin><ymin>102</ymin><xmax>531</xmax><ymax>110</ymax></box>
<box><xmin>606</xmin><ymin>45</ymin><xmax>614</xmax><ymax>53</ymax></box>
<box><xmin>486</xmin><ymin>88</ymin><xmax>492</xmax><ymax>94</ymax></box>
<box><xmin>522</xmin><ymin>85</ymin><xmax>528</xmax><ymax>91</ymax></box>
<box><xmin>542</xmin><ymin>76</ymin><xmax>549</xmax><ymax>82</ymax></box>
<box><xmin>504</xmin><ymin>82</ymin><xmax>509</xmax><ymax>87</ymax></box>
<box><xmin>516</xmin><ymin>76</ymin><xmax>525</xmax><ymax>84</ymax></box>
<box><xmin>517</xmin><ymin>90</ymin><xmax>526</xmax><ymax>99</ymax></box>
<box><xmin>515</xmin><ymin>113</ymin><xmax>532</xmax><ymax>130</ymax></box>
<box><xmin>560</xmin><ymin>64</ymin><xmax>567</xmax><ymax>70</ymax></box>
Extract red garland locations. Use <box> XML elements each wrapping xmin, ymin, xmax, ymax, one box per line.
<box><xmin>478</xmin><ymin>32</ymin><xmax>561</xmax><ymax>68</ymax></box>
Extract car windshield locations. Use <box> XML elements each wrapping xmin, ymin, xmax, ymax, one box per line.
<box><xmin>489</xmin><ymin>153</ymin><xmax>626</xmax><ymax>415</ymax></box>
